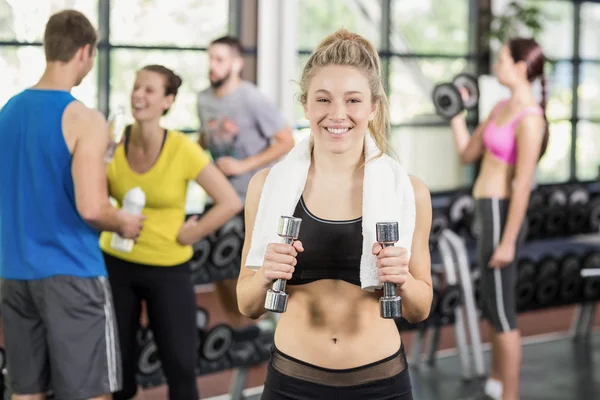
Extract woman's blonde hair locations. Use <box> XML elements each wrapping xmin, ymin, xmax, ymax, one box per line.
<box><xmin>299</xmin><ymin>28</ymin><xmax>390</xmax><ymax>156</ymax></box>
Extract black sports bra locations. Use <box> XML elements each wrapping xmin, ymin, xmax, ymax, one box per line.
<box><xmin>287</xmin><ymin>196</ymin><xmax>363</xmax><ymax>286</ymax></box>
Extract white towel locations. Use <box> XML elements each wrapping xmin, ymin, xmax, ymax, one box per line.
<box><xmin>245</xmin><ymin>133</ymin><xmax>416</xmax><ymax>291</ymax></box>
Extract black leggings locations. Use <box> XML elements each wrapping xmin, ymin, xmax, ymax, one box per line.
<box><xmin>103</xmin><ymin>252</ymin><xmax>198</xmax><ymax>400</ymax></box>
<box><xmin>262</xmin><ymin>344</ymin><xmax>413</xmax><ymax>400</ymax></box>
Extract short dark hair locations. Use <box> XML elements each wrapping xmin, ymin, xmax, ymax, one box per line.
<box><xmin>210</xmin><ymin>35</ymin><xmax>243</xmax><ymax>56</ymax></box>
<box><xmin>43</xmin><ymin>10</ymin><xmax>97</xmax><ymax>62</ymax></box>
<box><xmin>140</xmin><ymin>65</ymin><xmax>183</xmax><ymax>115</ymax></box>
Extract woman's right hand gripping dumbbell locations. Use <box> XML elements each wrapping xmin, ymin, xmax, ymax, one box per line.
<box><xmin>260</xmin><ymin>241</ymin><xmax>304</xmax><ymax>286</ymax></box>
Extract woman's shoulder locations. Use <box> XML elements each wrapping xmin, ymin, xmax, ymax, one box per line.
<box><xmin>408</xmin><ymin>175</ymin><xmax>431</xmax><ymax>202</ymax></box>
<box><xmin>245</xmin><ymin>167</ymin><xmax>272</xmax><ymax>211</ymax></box>
<box><xmin>248</xmin><ymin>167</ymin><xmax>272</xmax><ymax>192</ymax></box>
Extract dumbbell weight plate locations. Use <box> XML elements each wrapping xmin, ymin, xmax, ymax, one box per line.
<box><xmin>518</xmin><ymin>258</ymin><xmax>536</xmax><ymax>280</ymax></box>
<box><xmin>583</xmin><ymin>278</ymin><xmax>600</xmax><ymax>300</ymax></box>
<box><xmin>569</xmin><ymin>187</ymin><xmax>590</xmax><ymax>206</ymax></box>
<box><xmin>517</xmin><ymin>280</ymin><xmax>535</xmax><ymax>311</ymax></box>
<box><xmin>526</xmin><ymin>208</ymin><xmax>545</xmax><ymax>238</ymax></box>
<box><xmin>535</xmin><ymin>279</ymin><xmax>559</xmax><ymax>306</ymax></box>
<box><xmin>220</xmin><ymin>216</ymin><xmax>244</xmax><ymax>238</ymax></box>
<box><xmin>546</xmin><ymin>187</ymin><xmax>568</xmax><ymax>207</ymax></box>
<box><xmin>196</xmin><ymin>306</ymin><xmax>209</xmax><ymax>330</ymax></box>
<box><xmin>588</xmin><ymin>198</ymin><xmax>600</xmax><ymax>232</ymax></box>
<box><xmin>432</xmin><ymin>83</ymin><xmax>464</xmax><ymax>119</ymax></box>
<box><xmin>210</xmin><ymin>232</ymin><xmax>242</xmax><ymax>269</ymax></box>
<box><xmin>452</xmin><ymin>73</ymin><xmax>479</xmax><ymax>110</ymax></box>
<box><xmin>449</xmin><ymin>194</ymin><xmax>475</xmax><ymax>228</ymax></box>
<box><xmin>567</xmin><ymin>206</ymin><xmax>588</xmax><ymax>234</ymax></box>
<box><xmin>544</xmin><ymin>208</ymin><xmax>567</xmax><ymax>236</ymax></box>
<box><xmin>190</xmin><ymin>238</ymin><xmax>211</xmax><ymax>271</ymax></box>
<box><xmin>528</xmin><ymin>190</ymin><xmax>545</xmax><ymax>209</ymax></box>
<box><xmin>439</xmin><ymin>285</ymin><xmax>462</xmax><ymax>317</ymax></box>
<box><xmin>429</xmin><ymin>211</ymin><xmax>449</xmax><ymax>243</ymax></box>
<box><xmin>228</xmin><ymin>340</ymin><xmax>261</xmax><ymax>368</ymax></box>
<box><xmin>202</xmin><ymin>324</ymin><xmax>234</xmax><ymax>361</ymax></box>
<box><xmin>582</xmin><ymin>252</ymin><xmax>600</xmax><ymax>270</ymax></box>
<box><xmin>138</xmin><ymin>340</ymin><xmax>162</xmax><ymax>376</ymax></box>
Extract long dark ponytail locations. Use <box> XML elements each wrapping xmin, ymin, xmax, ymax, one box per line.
<box><xmin>508</xmin><ymin>38</ymin><xmax>548</xmax><ymax>160</ymax></box>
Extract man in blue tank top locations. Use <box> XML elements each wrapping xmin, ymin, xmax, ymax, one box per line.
<box><xmin>0</xmin><ymin>10</ymin><xmax>145</xmax><ymax>400</ymax></box>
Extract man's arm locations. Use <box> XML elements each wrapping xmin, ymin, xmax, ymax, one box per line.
<box><xmin>242</xmin><ymin>88</ymin><xmax>295</xmax><ymax>170</ymax></box>
<box><xmin>241</xmin><ymin>126</ymin><xmax>294</xmax><ymax>171</ymax></box>
<box><xmin>65</xmin><ymin>103</ymin><xmax>134</xmax><ymax>234</ymax></box>
<box><xmin>196</xmin><ymin>93</ymin><xmax>209</xmax><ymax>149</ymax></box>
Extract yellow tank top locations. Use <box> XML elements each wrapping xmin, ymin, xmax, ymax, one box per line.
<box><xmin>99</xmin><ymin>130</ymin><xmax>211</xmax><ymax>266</ymax></box>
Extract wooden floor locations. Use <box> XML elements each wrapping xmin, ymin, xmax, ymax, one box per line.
<box><xmin>0</xmin><ymin>285</ymin><xmax>597</xmax><ymax>399</ymax></box>
<box><xmin>131</xmin><ymin>288</ymin><xmax>600</xmax><ymax>399</ymax></box>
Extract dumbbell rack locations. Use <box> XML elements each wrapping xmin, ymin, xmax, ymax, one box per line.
<box><xmin>227</xmin><ymin>313</ymin><xmax>279</xmax><ymax>400</ymax></box>
<box><xmin>409</xmin><ymin>229</ymin><xmax>485</xmax><ymax>380</ymax></box>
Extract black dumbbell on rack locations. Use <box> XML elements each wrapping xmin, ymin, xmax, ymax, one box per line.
<box><xmin>432</xmin><ymin>73</ymin><xmax>480</xmax><ymax>119</ymax></box>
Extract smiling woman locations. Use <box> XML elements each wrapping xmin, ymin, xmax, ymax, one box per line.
<box><xmin>99</xmin><ymin>64</ymin><xmax>242</xmax><ymax>400</ymax></box>
<box><xmin>236</xmin><ymin>28</ymin><xmax>433</xmax><ymax>400</ymax></box>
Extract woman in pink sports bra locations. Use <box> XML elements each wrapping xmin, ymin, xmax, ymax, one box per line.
<box><xmin>449</xmin><ymin>38</ymin><xmax>548</xmax><ymax>400</ymax></box>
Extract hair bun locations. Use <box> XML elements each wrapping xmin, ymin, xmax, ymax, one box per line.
<box><xmin>174</xmin><ymin>74</ymin><xmax>183</xmax><ymax>90</ymax></box>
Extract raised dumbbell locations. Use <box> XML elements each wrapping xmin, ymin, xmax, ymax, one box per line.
<box><xmin>376</xmin><ymin>221</ymin><xmax>403</xmax><ymax>319</ymax></box>
<box><xmin>432</xmin><ymin>73</ymin><xmax>480</xmax><ymax>119</ymax></box>
<box><xmin>264</xmin><ymin>215</ymin><xmax>302</xmax><ymax>313</ymax></box>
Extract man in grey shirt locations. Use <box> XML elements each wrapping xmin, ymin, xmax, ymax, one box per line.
<box><xmin>196</xmin><ymin>35</ymin><xmax>294</xmax><ymax>338</ymax></box>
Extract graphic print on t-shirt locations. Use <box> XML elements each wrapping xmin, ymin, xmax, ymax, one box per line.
<box><xmin>204</xmin><ymin>113</ymin><xmax>242</xmax><ymax>160</ymax></box>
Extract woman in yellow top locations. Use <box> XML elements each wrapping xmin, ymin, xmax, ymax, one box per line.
<box><xmin>99</xmin><ymin>64</ymin><xmax>242</xmax><ymax>400</ymax></box>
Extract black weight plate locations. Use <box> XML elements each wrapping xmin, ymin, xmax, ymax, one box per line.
<box><xmin>452</xmin><ymin>73</ymin><xmax>479</xmax><ymax>109</ymax></box>
<box><xmin>202</xmin><ymin>324</ymin><xmax>234</xmax><ymax>361</ymax></box>
<box><xmin>433</xmin><ymin>83</ymin><xmax>464</xmax><ymax>119</ymax></box>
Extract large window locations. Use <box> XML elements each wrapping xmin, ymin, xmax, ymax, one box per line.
<box><xmin>0</xmin><ymin>0</ymin><xmax>99</xmax><ymax>108</ymax></box>
<box><xmin>296</xmin><ymin>0</ymin><xmax>473</xmax><ymax>192</ymax></box>
<box><xmin>0</xmin><ymin>0</ymin><xmax>231</xmax><ymax>133</ymax></box>
<box><xmin>295</xmin><ymin>0</ymin><xmax>600</xmax><ymax>192</ymax></box>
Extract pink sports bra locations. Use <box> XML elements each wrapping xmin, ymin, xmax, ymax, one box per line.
<box><xmin>482</xmin><ymin>100</ymin><xmax>544</xmax><ymax>165</ymax></box>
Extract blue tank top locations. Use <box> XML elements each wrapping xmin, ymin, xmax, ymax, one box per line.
<box><xmin>0</xmin><ymin>89</ymin><xmax>106</xmax><ymax>280</ymax></box>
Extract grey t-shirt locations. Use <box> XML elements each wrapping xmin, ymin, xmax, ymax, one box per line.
<box><xmin>197</xmin><ymin>81</ymin><xmax>285</xmax><ymax>203</ymax></box>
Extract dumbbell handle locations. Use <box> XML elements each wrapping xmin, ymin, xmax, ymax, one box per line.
<box><xmin>581</xmin><ymin>268</ymin><xmax>600</xmax><ymax>278</ymax></box>
<box><xmin>265</xmin><ymin>215</ymin><xmax>301</xmax><ymax>313</ymax></box>
<box><xmin>376</xmin><ymin>219</ymin><xmax>403</xmax><ymax>320</ymax></box>
<box><xmin>271</xmin><ymin>236</ymin><xmax>295</xmax><ymax>292</ymax></box>
<box><xmin>381</xmin><ymin>242</ymin><xmax>399</xmax><ymax>298</ymax></box>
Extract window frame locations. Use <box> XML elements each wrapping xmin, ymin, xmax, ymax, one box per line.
<box><xmin>0</xmin><ymin>0</ymin><xmax>244</xmax><ymax>134</ymax></box>
<box><xmin>294</xmin><ymin>0</ymin><xmax>596</xmax><ymax>192</ymax></box>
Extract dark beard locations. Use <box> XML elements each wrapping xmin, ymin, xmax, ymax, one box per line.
<box><xmin>210</xmin><ymin>70</ymin><xmax>231</xmax><ymax>89</ymax></box>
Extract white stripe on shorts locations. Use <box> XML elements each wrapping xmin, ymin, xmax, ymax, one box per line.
<box><xmin>492</xmin><ymin>198</ymin><xmax>510</xmax><ymax>332</ymax></box>
<box><xmin>99</xmin><ymin>276</ymin><xmax>118</xmax><ymax>392</ymax></box>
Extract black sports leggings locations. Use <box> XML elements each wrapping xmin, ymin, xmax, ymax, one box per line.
<box><xmin>262</xmin><ymin>344</ymin><xmax>413</xmax><ymax>400</ymax></box>
<box><xmin>103</xmin><ymin>252</ymin><xmax>198</xmax><ymax>400</ymax></box>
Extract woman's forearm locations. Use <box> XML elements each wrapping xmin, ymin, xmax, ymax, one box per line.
<box><xmin>237</xmin><ymin>267</ymin><xmax>272</xmax><ymax>319</ymax></box>
<box><xmin>450</xmin><ymin>116</ymin><xmax>471</xmax><ymax>157</ymax></box>
<box><xmin>191</xmin><ymin>197</ymin><xmax>242</xmax><ymax>242</ymax></box>
<box><xmin>397</xmin><ymin>274</ymin><xmax>433</xmax><ymax>323</ymax></box>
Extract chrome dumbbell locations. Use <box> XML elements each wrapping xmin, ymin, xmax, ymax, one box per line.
<box><xmin>264</xmin><ymin>216</ymin><xmax>302</xmax><ymax>313</ymax></box>
<box><xmin>376</xmin><ymin>221</ymin><xmax>403</xmax><ymax>319</ymax></box>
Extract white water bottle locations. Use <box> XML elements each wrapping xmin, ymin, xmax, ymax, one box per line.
<box><xmin>104</xmin><ymin>105</ymin><xmax>127</xmax><ymax>163</ymax></box>
<box><xmin>111</xmin><ymin>187</ymin><xmax>146</xmax><ymax>253</ymax></box>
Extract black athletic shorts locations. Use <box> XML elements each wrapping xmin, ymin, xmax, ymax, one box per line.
<box><xmin>0</xmin><ymin>276</ymin><xmax>121</xmax><ymax>399</ymax></box>
<box><xmin>261</xmin><ymin>343</ymin><xmax>413</xmax><ymax>400</ymax></box>
<box><xmin>475</xmin><ymin>198</ymin><xmax>519</xmax><ymax>332</ymax></box>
